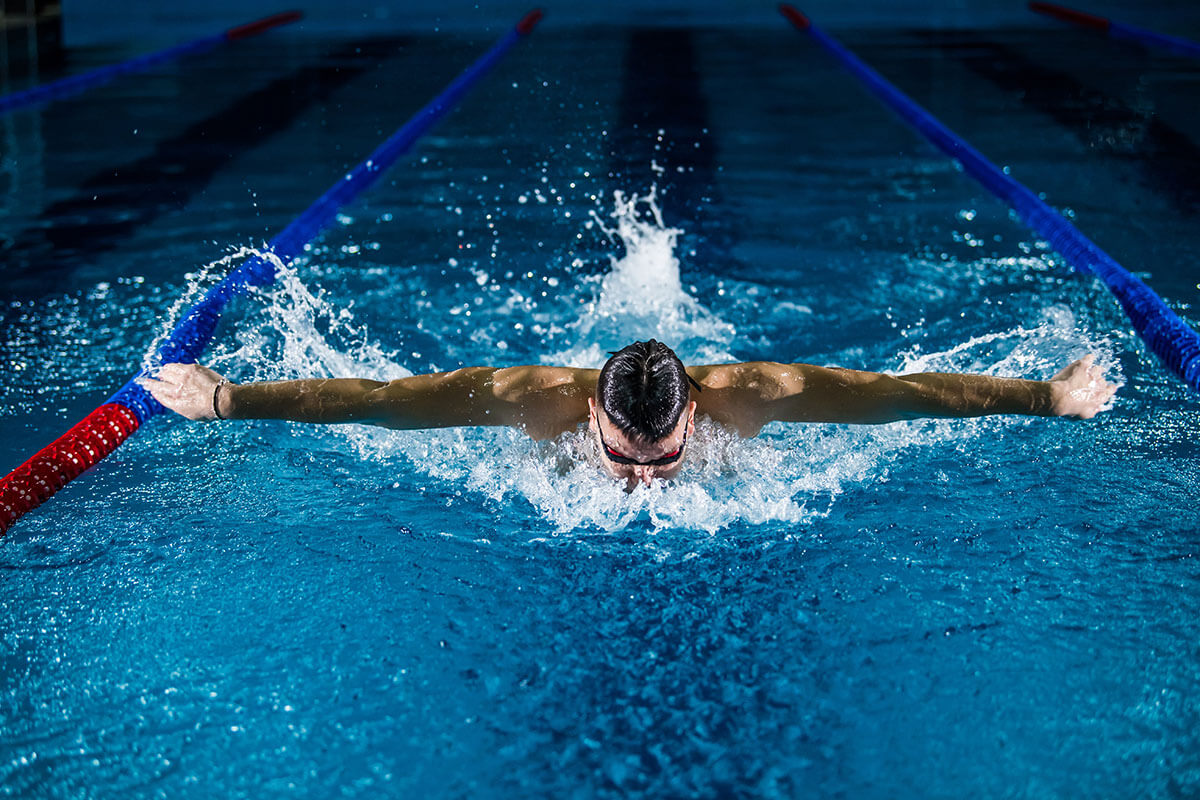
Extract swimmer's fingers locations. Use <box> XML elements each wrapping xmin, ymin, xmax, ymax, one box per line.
<box><xmin>150</xmin><ymin>362</ymin><xmax>189</xmax><ymax>384</ymax></box>
<box><xmin>138</xmin><ymin>362</ymin><xmax>228</xmax><ymax>421</ymax></box>
<box><xmin>1050</xmin><ymin>353</ymin><xmax>1095</xmax><ymax>384</ymax></box>
<box><xmin>153</xmin><ymin>362</ymin><xmax>223</xmax><ymax>385</ymax></box>
<box><xmin>1085</xmin><ymin>362</ymin><xmax>1118</xmax><ymax>414</ymax></box>
<box><xmin>1065</xmin><ymin>381</ymin><xmax>1117</xmax><ymax>419</ymax></box>
<box><xmin>139</xmin><ymin>374</ymin><xmax>189</xmax><ymax>408</ymax></box>
<box><xmin>1050</xmin><ymin>354</ymin><xmax>1118</xmax><ymax>418</ymax></box>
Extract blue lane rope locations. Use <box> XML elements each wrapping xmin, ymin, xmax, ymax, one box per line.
<box><xmin>780</xmin><ymin>5</ymin><xmax>1200</xmax><ymax>394</ymax></box>
<box><xmin>0</xmin><ymin>12</ymin><xmax>302</xmax><ymax>116</ymax></box>
<box><xmin>1110</xmin><ymin>24</ymin><xmax>1200</xmax><ymax>60</ymax></box>
<box><xmin>108</xmin><ymin>9</ymin><xmax>545</xmax><ymax>421</ymax></box>
<box><xmin>1030</xmin><ymin>2</ymin><xmax>1200</xmax><ymax>60</ymax></box>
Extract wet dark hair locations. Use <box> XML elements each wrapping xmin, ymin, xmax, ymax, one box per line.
<box><xmin>597</xmin><ymin>340</ymin><xmax>694</xmax><ymax>443</ymax></box>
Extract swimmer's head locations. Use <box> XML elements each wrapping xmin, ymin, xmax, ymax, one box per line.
<box><xmin>597</xmin><ymin>339</ymin><xmax>690</xmax><ymax>441</ymax></box>
<box><xmin>589</xmin><ymin>340</ymin><xmax>697</xmax><ymax>487</ymax></box>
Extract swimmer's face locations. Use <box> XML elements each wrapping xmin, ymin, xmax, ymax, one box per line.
<box><xmin>588</xmin><ymin>397</ymin><xmax>696</xmax><ymax>489</ymax></box>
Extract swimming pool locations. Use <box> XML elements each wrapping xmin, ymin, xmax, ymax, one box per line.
<box><xmin>3</xmin><ymin>12</ymin><xmax>1200</xmax><ymax>797</ymax></box>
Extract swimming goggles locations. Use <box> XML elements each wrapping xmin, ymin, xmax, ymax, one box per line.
<box><xmin>593</xmin><ymin>409</ymin><xmax>688</xmax><ymax>467</ymax></box>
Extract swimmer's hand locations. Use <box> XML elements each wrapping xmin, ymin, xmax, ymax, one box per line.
<box><xmin>140</xmin><ymin>363</ymin><xmax>232</xmax><ymax>421</ymax></box>
<box><xmin>1047</xmin><ymin>355</ymin><xmax>1118</xmax><ymax>419</ymax></box>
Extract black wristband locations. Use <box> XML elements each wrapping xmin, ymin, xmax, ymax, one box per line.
<box><xmin>212</xmin><ymin>379</ymin><xmax>229</xmax><ymax>421</ymax></box>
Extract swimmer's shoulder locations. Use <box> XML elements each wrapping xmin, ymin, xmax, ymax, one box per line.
<box><xmin>688</xmin><ymin>361</ymin><xmax>816</xmax><ymax>437</ymax></box>
<box><xmin>491</xmin><ymin>364</ymin><xmax>599</xmax><ymax>399</ymax></box>
<box><xmin>689</xmin><ymin>361</ymin><xmax>807</xmax><ymax>397</ymax></box>
<box><xmin>491</xmin><ymin>365</ymin><xmax>598</xmax><ymax>439</ymax></box>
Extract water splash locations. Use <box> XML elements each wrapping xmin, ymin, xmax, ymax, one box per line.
<box><xmin>897</xmin><ymin>304</ymin><xmax>1122</xmax><ymax>393</ymax></box>
<box><xmin>553</xmin><ymin>188</ymin><xmax>735</xmax><ymax>366</ymax></box>
<box><xmin>227</xmin><ymin>261</ymin><xmax>408</xmax><ymax>384</ymax></box>
<box><xmin>140</xmin><ymin>245</ymin><xmax>286</xmax><ymax>373</ymax></box>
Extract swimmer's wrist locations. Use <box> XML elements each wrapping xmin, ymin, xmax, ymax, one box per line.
<box><xmin>1045</xmin><ymin>379</ymin><xmax>1066</xmax><ymax>416</ymax></box>
<box><xmin>215</xmin><ymin>381</ymin><xmax>238</xmax><ymax>420</ymax></box>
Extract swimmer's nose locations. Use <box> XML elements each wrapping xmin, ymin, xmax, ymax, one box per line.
<box><xmin>633</xmin><ymin>466</ymin><xmax>655</xmax><ymax>486</ymax></box>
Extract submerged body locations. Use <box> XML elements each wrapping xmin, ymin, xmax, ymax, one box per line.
<box><xmin>144</xmin><ymin>344</ymin><xmax>1116</xmax><ymax>489</ymax></box>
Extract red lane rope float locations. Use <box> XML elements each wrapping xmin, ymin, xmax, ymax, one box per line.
<box><xmin>0</xmin><ymin>405</ymin><xmax>141</xmax><ymax>533</ymax></box>
<box><xmin>1028</xmin><ymin>2</ymin><xmax>1109</xmax><ymax>31</ymax></box>
<box><xmin>225</xmin><ymin>10</ymin><xmax>304</xmax><ymax>41</ymax></box>
<box><xmin>1029</xmin><ymin>2</ymin><xmax>1200</xmax><ymax>59</ymax></box>
<box><xmin>0</xmin><ymin>11</ymin><xmax>303</xmax><ymax>116</ymax></box>
<box><xmin>516</xmin><ymin>9</ymin><xmax>544</xmax><ymax>35</ymax></box>
<box><xmin>779</xmin><ymin>5</ymin><xmax>811</xmax><ymax>30</ymax></box>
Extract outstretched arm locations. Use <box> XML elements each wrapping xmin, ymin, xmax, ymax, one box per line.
<box><xmin>691</xmin><ymin>355</ymin><xmax>1117</xmax><ymax>435</ymax></box>
<box><xmin>142</xmin><ymin>362</ymin><xmax>596</xmax><ymax>439</ymax></box>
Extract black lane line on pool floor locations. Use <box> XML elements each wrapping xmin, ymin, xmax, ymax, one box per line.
<box><xmin>913</xmin><ymin>30</ymin><xmax>1200</xmax><ymax>216</ymax></box>
<box><xmin>609</xmin><ymin>29</ymin><xmax>737</xmax><ymax>273</ymax></box>
<box><xmin>0</xmin><ymin>36</ymin><xmax>412</xmax><ymax>283</ymax></box>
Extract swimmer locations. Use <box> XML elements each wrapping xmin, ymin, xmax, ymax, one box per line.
<box><xmin>143</xmin><ymin>340</ymin><xmax>1117</xmax><ymax>490</ymax></box>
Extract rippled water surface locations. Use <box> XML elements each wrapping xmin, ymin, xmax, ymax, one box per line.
<box><xmin>3</xmin><ymin>19</ymin><xmax>1200</xmax><ymax>798</ymax></box>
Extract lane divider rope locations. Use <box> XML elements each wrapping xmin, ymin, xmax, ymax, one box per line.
<box><xmin>780</xmin><ymin>4</ymin><xmax>1200</xmax><ymax>396</ymax></box>
<box><xmin>1029</xmin><ymin>2</ymin><xmax>1200</xmax><ymax>60</ymax></box>
<box><xmin>0</xmin><ymin>9</ymin><xmax>545</xmax><ymax>536</ymax></box>
<box><xmin>0</xmin><ymin>11</ymin><xmax>303</xmax><ymax>116</ymax></box>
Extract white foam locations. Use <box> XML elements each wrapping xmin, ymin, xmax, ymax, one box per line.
<box><xmin>232</xmin><ymin>263</ymin><xmax>408</xmax><ymax>383</ymax></box>
<box><xmin>896</xmin><ymin>304</ymin><xmax>1122</xmax><ymax>388</ymax></box>
<box><xmin>553</xmin><ymin>188</ymin><xmax>736</xmax><ymax>365</ymax></box>
<box><xmin>142</xmin><ymin>246</ymin><xmax>287</xmax><ymax>373</ymax></box>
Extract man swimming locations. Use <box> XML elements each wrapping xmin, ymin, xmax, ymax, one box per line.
<box><xmin>143</xmin><ymin>340</ymin><xmax>1117</xmax><ymax>489</ymax></box>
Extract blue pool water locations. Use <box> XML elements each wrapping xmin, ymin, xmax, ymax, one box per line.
<box><xmin>3</xmin><ymin>15</ymin><xmax>1200</xmax><ymax>798</ymax></box>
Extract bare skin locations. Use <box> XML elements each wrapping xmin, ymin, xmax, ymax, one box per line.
<box><xmin>143</xmin><ymin>355</ymin><xmax>1117</xmax><ymax>487</ymax></box>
